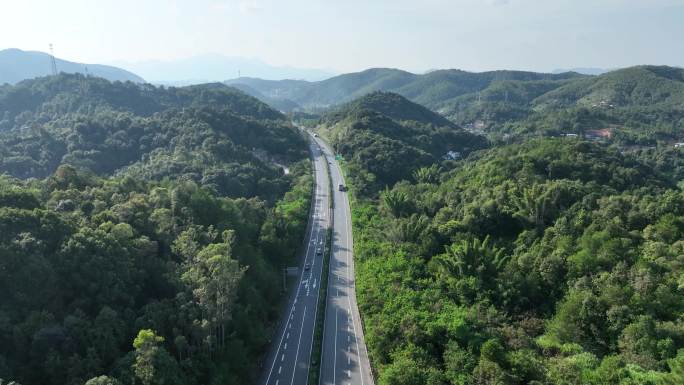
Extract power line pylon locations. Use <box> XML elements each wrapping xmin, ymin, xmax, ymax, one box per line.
<box><xmin>80</xmin><ymin>66</ymin><xmax>90</xmax><ymax>95</ymax></box>
<box><xmin>49</xmin><ymin>44</ymin><xmax>58</xmax><ymax>76</ymax></box>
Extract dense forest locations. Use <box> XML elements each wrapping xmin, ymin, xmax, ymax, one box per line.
<box><xmin>315</xmin><ymin>92</ymin><xmax>684</xmax><ymax>384</ymax></box>
<box><xmin>0</xmin><ymin>74</ymin><xmax>303</xmax><ymax>201</ymax></box>
<box><xmin>249</xmin><ymin>65</ymin><xmax>684</xmax><ymax>146</ymax></box>
<box><xmin>315</xmin><ymin>92</ymin><xmax>487</xmax><ymax>195</ymax></box>
<box><xmin>4</xmin><ymin>66</ymin><xmax>684</xmax><ymax>385</ymax></box>
<box><xmin>444</xmin><ymin>66</ymin><xmax>684</xmax><ymax>145</ymax></box>
<box><xmin>0</xmin><ymin>75</ymin><xmax>312</xmax><ymax>385</ymax></box>
<box><xmin>226</xmin><ymin>67</ymin><xmax>583</xmax><ymax>113</ymax></box>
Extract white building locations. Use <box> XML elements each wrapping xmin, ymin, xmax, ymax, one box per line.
<box><xmin>443</xmin><ymin>150</ymin><xmax>461</xmax><ymax>160</ymax></box>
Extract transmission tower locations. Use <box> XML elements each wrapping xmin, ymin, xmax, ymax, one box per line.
<box><xmin>49</xmin><ymin>44</ymin><xmax>58</xmax><ymax>76</ymax></box>
<box><xmin>80</xmin><ymin>66</ymin><xmax>90</xmax><ymax>95</ymax></box>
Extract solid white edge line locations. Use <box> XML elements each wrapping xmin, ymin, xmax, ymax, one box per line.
<box><xmin>333</xmin><ymin>307</ymin><xmax>338</xmax><ymax>384</ymax></box>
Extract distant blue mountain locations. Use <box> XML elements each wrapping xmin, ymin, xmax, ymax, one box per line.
<box><xmin>0</xmin><ymin>48</ymin><xmax>144</xmax><ymax>84</ymax></box>
<box><xmin>113</xmin><ymin>54</ymin><xmax>336</xmax><ymax>84</ymax></box>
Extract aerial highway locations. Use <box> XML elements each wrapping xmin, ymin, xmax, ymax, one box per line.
<box><xmin>314</xmin><ymin>137</ymin><xmax>375</xmax><ymax>385</ymax></box>
<box><xmin>261</xmin><ymin>135</ymin><xmax>330</xmax><ymax>385</ymax></box>
<box><xmin>261</xmin><ymin>132</ymin><xmax>374</xmax><ymax>385</ymax></box>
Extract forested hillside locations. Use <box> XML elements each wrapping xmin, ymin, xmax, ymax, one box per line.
<box><xmin>316</xmin><ymin>92</ymin><xmax>488</xmax><ymax>195</ymax></box>
<box><xmin>0</xmin><ymin>74</ymin><xmax>304</xmax><ymax>200</ymax></box>
<box><xmin>448</xmin><ymin>66</ymin><xmax>684</xmax><ymax>145</ymax></box>
<box><xmin>341</xmin><ymin>136</ymin><xmax>684</xmax><ymax>384</ymax></box>
<box><xmin>0</xmin><ymin>75</ymin><xmax>312</xmax><ymax>385</ymax></box>
<box><xmin>226</xmin><ymin>68</ymin><xmax>581</xmax><ymax>113</ymax></box>
<box><xmin>237</xmin><ymin>65</ymin><xmax>684</xmax><ymax>146</ymax></box>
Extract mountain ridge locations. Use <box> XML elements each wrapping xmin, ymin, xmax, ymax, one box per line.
<box><xmin>315</xmin><ymin>92</ymin><xmax>487</xmax><ymax>195</ymax></box>
<box><xmin>225</xmin><ymin>67</ymin><xmax>587</xmax><ymax>112</ymax></box>
<box><xmin>0</xmin><ymin>73</ymin><xmax>303</xmax><ymax>191</ymax></box>
<box><xmin>271</xmin><ymin>65</ymin><xmax>684</xmax><ymax>145</ymax></box>
<box><xmin>0</xmin><ymin>48</ymin><xmax>144</xmax><ymax>84</ymax></box>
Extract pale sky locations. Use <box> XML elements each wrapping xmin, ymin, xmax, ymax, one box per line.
<box><xmin>1</xmin><ymin>0</ymin><xmax>683</xmax><ymax>73</ymax></box>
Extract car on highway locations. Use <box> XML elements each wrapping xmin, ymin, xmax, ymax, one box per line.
<box><xmin>305</xmin><ymin>263</ymin><xmax>311</xmax><ymax>271</ymax></box>
<box><xmin>338</xmin><ymin>184</ymin><xmax>347</xmax><ymax>192</ymax></box>
<box><xmin>316</xmin><ymin>247</ymin><xmax>323</xmax><ymax>256</ymax></box>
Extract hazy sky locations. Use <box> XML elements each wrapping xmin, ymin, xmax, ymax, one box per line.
<box><xmin>1</xmin><ymin>0</ymin><xmax>683</xmax><ymax>73</ymax></box>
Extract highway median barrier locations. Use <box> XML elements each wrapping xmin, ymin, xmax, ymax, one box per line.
<box><xmin>307</xmin><ymin>142</ymin><xmax>334</xmax><ymax>385</ymax></box>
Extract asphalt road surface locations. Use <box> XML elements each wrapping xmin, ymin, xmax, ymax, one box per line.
<box><xmin>314</xmin><ymin>137</ymin><xmax>375</xmax><ymax>385</ymax></box>
<box><xmin>260</xmin><ymin>132</ymin><xmax>374</xmax><ymax>385</ymax></box>
<box><xmin>261</xmin><ymin>135</ymin><xmax>330</xmax><ymax>385</ymax></box>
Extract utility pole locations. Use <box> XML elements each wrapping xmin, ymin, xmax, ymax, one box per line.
<box><xmin>49</xmin><ymin>44</ymin><xmax>58</xmax><ymax>76</ymax></box>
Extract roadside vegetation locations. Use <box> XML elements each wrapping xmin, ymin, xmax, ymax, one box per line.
<box><xmin>316</xmin><ymin>92</ymin><xmax>684</xmax><ymax>385</ymax></box>
<box><xmin>257</xmin><ymin>66</ymin><xmax>684</xmax><ymax>146</ymax></box>
<box><xmin>0</xmin><ymin>75</ymin><xmax>312</xmax><ymax>385</ymax></box>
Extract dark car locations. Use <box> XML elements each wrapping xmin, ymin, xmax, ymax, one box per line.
<box><xmin>338</xmin><ymin>184</ymin><xmax>347</xmax><ymax>192</ymax></box>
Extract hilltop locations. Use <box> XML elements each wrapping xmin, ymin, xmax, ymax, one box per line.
<box><xmin>458</xmin><ymin>65</ymin><xmax>684</xmax><ymax>143</ymax></box>
<box><xmin>0</xmin><ymin>73</ymin><xmax>305</xmax><ymax>200</ymax></box>
<box><xmin>230</xmin><ymin>65</ymin><xmax>684</xmax><ymax>144</ymax></box>
<box><xmin>315</xmin><ymin>92</ymin><xmax>487</xmax><ymax>194</ymax></box>
<box><xmin>322</xmin><ymin>91</ymin><xmax>453</xmax><ymax>127</ymax></box>
<box><xmin>0</xmin><ymin>48</ymin><xmax>144</xmax><ymax>84</ymax></box>
<box><xmin>225</xmin><ymin>67</ymin><xmax>583</xmax><ymax>112</ymax></box>
<box><xmin>534</xmin><ymin>65</ymin><xmax>684</xmax><ymax>109</ymax></box>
